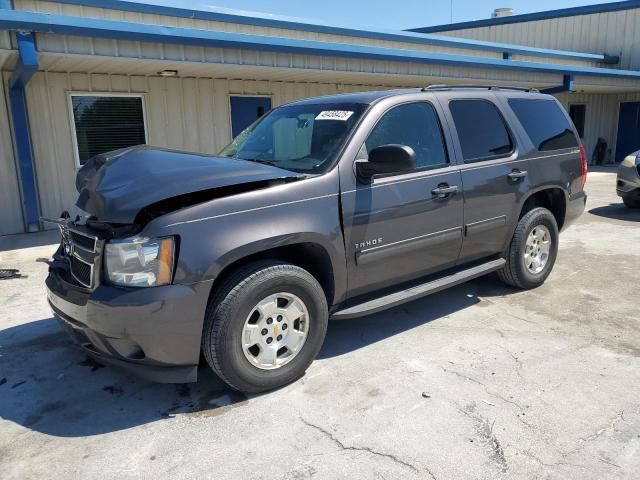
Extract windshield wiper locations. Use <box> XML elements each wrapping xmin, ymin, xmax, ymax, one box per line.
<box><xmin>238</xmin><ymin>157</ymin><xmax>279</xmax><ymax>167</ymax></box>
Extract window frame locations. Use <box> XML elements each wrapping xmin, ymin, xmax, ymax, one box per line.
<box><xmin>360</xmin><ymin>100</ymin><xmax>451</xmax><ymax>177</ymax></box>
<box><xmin>67</xmin><ymin>92</ymin><xmax>149</xmax><ymax>169</ymax></box>
<box><xmin>448</xmin><ymin>98</ymin><xmax>517</xmax><ymax>164</ymax></box>
<box><xmin>568</xmin><ymin>103</ymin><xmax>587</xmax><ymax>139</ymax></box>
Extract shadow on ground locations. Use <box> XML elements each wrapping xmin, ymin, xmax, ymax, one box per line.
<box><xmin>0</xmin><ymin>277</ymin><xmax>513</xmax><ymax>438</ymax></box>
<box><xmin>589</xmin><ymin>203</ymin><xmax>640</xmax><ymax>222</ymax></box>
<box><xmin>0</xmin><ymin>230</ymin><xmax>60</xmax><ymax>253</ymax></box>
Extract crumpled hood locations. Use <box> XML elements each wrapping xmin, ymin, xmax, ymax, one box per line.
<box><xmin>75</xmin><ymin>145</ymin><xmax>300</xmax><ymax>224</ymax></box>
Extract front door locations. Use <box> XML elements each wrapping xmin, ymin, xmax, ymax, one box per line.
<box><xmin>615</xmin><ymin>102</ymin><xmax>640</xmax><ymax>163</ymax></box>
<box><xmin>341</xmin><ymin>101</ymin><xmax>464</xmax><ymax>297</ymax></box>
<box><xmin>230</xmin><ymin>96</ymin><xmax>272</xmax><ymax>138</ymax></box>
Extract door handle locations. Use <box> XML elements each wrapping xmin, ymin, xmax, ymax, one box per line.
<box><xmin>508</xmin><ymin>170</ymin><xmax>528</xmax><ymax>180</ymax></box>
<box><xmin>431</xmin><ymin>184</ymin><xmax>458</xmax><ymax>197</ymax></box>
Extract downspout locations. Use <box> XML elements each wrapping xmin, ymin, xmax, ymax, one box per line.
<box><xmin>7</xmin><ymin>29</ymin><xmax>40</xmax><ymax>232</ymax></box>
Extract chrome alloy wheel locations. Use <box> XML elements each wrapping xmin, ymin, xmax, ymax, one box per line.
<box><xmin>241</xmin><ymin>293</ymin><xmax>310</xmax><ymax>370</ymax></box>
<box><xmin>524</xmin><ymin>225</ymin><xmax>551</xmax><ymax>274</ymax></box>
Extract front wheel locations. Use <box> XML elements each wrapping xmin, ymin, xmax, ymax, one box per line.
<box><xmin>497</xmin><ymin>207</ymin><xmax>559</xmax><ymax>289</ymax></box>
<box><xmin>202</xmin><ymin>261</ymin><xmax>328</xmax><ymax>393</ymax></box>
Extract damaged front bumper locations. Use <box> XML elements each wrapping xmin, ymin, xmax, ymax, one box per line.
<box><xmin>46</xmin><ymin>242</ymin><xmax>212</xmax><ymax>384</ymax></box>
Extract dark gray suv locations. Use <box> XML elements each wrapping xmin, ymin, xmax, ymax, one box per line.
<box><xmin>46</xmin><ymin>86</ymin><xmax>587</xmax><ymax>393</ymax></box>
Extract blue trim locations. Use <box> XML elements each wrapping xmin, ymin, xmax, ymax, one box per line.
<box><xmin>8</xmin><ymin>32</ymin><xmax>40</xmax><ymax>232</ymax></box>
<box><xmin>36</xmin><ymin>0</ymin><xmax>615</xmax><ymax>64</ymax></box>
<box><xmin>0</xmin><ymin>11</ymin><xmax>638</xmax><ymax>80</ymax></box>
<box><xmin>0</xmin><ymin>1</ymin><xmax>12</xmax><ymax>10</ymax></box>
<box><xmin>541</xmin><ymin>74</ymin><xmax>576</xmax><ymax>94</ymax></box>
<box><xmin>410</xmin><ymin>1</ymin><xmax>640</xmax><ymax>33</ymax></box>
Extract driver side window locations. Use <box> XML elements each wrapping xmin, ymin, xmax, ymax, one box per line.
<box><xmin>365</xmin><ymin>102</ymin><xmax>448</xmax><ymax>169</ymax></box>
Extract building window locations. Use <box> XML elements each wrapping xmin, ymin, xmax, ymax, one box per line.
<box><xmin>69</xmin><ymin>94</ymin><xmax>147</xmax><ymax>167</ymax></box>
<box><xmin>569</xmin><ymin>104</ymin><xmax>586</xmax><ymax>139</ymax></box>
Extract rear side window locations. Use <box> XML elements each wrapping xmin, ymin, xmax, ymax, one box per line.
<box><xmin>509</xmin><ymin>99</ymin><xmax>579</xmax><ymax>151</ymax></box>
<box><xmin>449</xmin><ymin>99</ymin><xmax>513</xmax><ymax>162</ymax></box>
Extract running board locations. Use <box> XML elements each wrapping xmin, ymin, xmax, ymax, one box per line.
<box><xmin>331</xmin><ymin>258</ymin><xmax>506</xmax><ymax>320</ymax></box>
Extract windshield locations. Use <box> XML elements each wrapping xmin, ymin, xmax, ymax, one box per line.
<box><xmin>219</xmin><ymin>102</ymin><xmax>367</xmax><ymax>174</ymax></box>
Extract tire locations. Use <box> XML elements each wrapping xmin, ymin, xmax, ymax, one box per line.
<box><xmin>497</xmin><ymin>207</ymin><xmax>559</xmax><ymax>290</ymax></box>
<box><xmin>622</xmin><ymin>195</ymin><xmax>640</xmax><ymax>209</ymax></box>
<box><xmin>202</xmin><ymin>260</ymin><xmax>328</xmax><ymax>393</ymax></box>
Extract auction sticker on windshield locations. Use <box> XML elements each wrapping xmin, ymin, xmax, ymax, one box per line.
<box><xmin>315</xmin><ymin>110</ymin><xmax>355</xmax><ymax>121</ymax></box>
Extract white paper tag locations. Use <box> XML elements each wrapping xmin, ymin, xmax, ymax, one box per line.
<box><xmin>315</xmin><ymin>110</ymin><xmax>355</xmax><ymax>121</ymax></box>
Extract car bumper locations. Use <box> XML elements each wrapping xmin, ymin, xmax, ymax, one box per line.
<box><xmin>563</xmin><ymin>190</ymin><xmax>587</xmax><ymax>231</ymax></box>
<box><xmin>46</xmin><ymin>268</ymin><xmax>212</xmax><ymax>383</ymax></box>
<box><xmin>616</xmin><ymin>154</ymin><xmax>640</xmax><ymax>197</ymax></box>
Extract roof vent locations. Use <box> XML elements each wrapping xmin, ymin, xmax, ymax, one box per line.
<box><xmin>492</xmin><ymin>8</ymin><xmax>514</xmax><ymax>18</ymax></box>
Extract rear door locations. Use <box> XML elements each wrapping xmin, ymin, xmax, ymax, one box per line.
<box><xmin>340</xmin><ymin>98</ymin><xmax>464</xmax><ymax>297</ymax></box>
<box><xmin>439</xmin><ymin>94</ymin><xmax>530</xmax><ymax>263</ymax></box>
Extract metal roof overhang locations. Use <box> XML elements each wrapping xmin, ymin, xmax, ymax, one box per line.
<box><xmin>0</xmin><ymin>10</ymin><xmax>639</xmax><ymax>82</ymax></box>
<box><xmin>21</xmin><ymin>51</ymin><xmax>638</xmax><ymax>94</ymax></box>
<box><xmin>31</xmin><ymin>0</ymin><xmax>618</xmax><ymax>64</ymax></box>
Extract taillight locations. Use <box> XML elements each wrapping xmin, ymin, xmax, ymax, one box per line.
<box><xmin>579</xmin><ymin>145</ymin><xmax>588</xmax><ymax>190</ymax></box>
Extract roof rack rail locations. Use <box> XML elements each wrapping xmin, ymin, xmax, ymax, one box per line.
<box><xmin>421</xmin><ymin>84</ymin><xmax>540</xmax><ymax>93</ymax></box>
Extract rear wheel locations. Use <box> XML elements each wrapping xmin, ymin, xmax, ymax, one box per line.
<box><xmin>498</xmin><ymin>207</ymin><xmax>559</xmax><ymax>289</ymax></box>
<box><xmin>202</xmin><ymin>261</ymin><xmax>328</xmax><ymax>393</ymax></box>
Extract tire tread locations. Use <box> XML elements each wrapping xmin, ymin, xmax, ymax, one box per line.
<box><xmin>202</xmin><ymin>261</ymin><xmax>327</xmax><ymax>392</ymax></box>
<box><xmin>498</xmin><ymin>207</ymin><xmax>558</xmax><ymax>289</ymax></box>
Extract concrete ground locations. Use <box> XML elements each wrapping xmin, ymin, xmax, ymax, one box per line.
<box><xmin>1</xmin><ymin>168</ymin><xmax>639</xmax><ymax>480</ymax></box>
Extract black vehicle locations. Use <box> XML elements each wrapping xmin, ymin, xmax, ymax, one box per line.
<box><xmin>46</xmin><ymin>86</ymin><xmax>588</xmax><ymax>393</ymax></box>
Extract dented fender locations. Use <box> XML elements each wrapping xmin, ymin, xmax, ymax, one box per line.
<box><xmin>142</xmin><ymin>168</ymin><xmax>348</xmax><ymax>304</ymax></box>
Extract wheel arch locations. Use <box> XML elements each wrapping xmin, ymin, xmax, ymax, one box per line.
<box><xmin>207</xmin><ymin>238</ymin><xmax>341</xmax><ymax>309</ymax></box>
<box><xmin>519</xmin><ymin>187</ymin><xmax>567</xmax><ymax>231</ymax></box>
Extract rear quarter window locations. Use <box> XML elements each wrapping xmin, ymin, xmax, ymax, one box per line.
<box><xmin>508</xmin><ymin>98</ymin><xmax>579</xmax><ymax>152</ymax></box>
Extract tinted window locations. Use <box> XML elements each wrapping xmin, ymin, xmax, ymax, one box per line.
<box><xmin>569</xmin><ymin>104</ymin><xmax>586</xmax><ymax>138</ymax></box>
<box><xmin>365</xmin><ymin>102</ymin><xmax>448</xmax><ymax>169</ymax></box>
<box><xmin>509</xmin><ymin>99</ymin><xmax>579</xmax><ymax>151</ymax></box>
<box><xmin>71</xmin><ymin>95</ymin><xmax>146</xmax><ymax>166</ymax></box>
<box><xmin>449</xmin><ymin>100</ymin><xmax>513</xmax><ymax>162</ymax></box>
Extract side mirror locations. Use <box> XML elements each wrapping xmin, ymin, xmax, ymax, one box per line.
<box><xmin>356</xmin><ymin>144</ymin><xmax>416</xmax><ymax>182</ymax></box>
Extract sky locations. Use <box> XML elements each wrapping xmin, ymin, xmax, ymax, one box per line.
<box><xmin>136</xmin><ymin>0</ymin><xmax>609</xmax><ymax>30</ymax></box>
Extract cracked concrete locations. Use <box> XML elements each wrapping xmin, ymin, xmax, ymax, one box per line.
<box><xmin>1</xmin><ymin>168</ymin><xmax>639</xmax><ymax>479</ymax></box>
<box><xmin>300</xmin><ymin>418</ymin><xmax>424</xmax><ymax>476</ymax></box>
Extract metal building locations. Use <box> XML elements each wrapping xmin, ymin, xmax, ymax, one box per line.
<box><xmin>0</xmin><ymin>0</ymin><xmax>639</xmax><ymax>235</ymax></box>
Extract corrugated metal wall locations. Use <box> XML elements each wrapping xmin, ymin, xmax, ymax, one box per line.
<box><xmin>24</xmin><ymin>71</ymin><xmax>384</xmax><ymax>220</ymax></box>
<box><xmin>0</xmin><ymin>30</ymin><xmax>10</xmax><ymax>50</ymax></box>
<box><xmin>435</xmin><ymin>9</ymin><xmax>640</xmax><ymax>70</ymax></box>
<box><xmin>556</xmin><ymin>91</ymin><xmax>640</xmax><ymax>164</ymax></box>
<box><xmin>0</xmin><ymin>73</ymin><xmax>24</xmax><ymax>235</ymax></box>
<box><xmin>12</xmin><ymin>0</ymin><xmax>604</xmax><ymax>68</ymax></box>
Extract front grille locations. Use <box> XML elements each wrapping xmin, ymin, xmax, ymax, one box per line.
<box><xmin>69</xmin><ymin>230</ymin><xmax>97</xmax><ymax>252</ymax></box>
<box><xmin>70</xmin><ymin>254</ymin><xmax>93</xmax><ymax>288</ymax></box>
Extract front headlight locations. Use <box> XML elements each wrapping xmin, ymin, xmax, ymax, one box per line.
<box><xmin>104</xmin><ymin>236</ymin><xmax>175</xmax><ymax>287</ymax></box>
